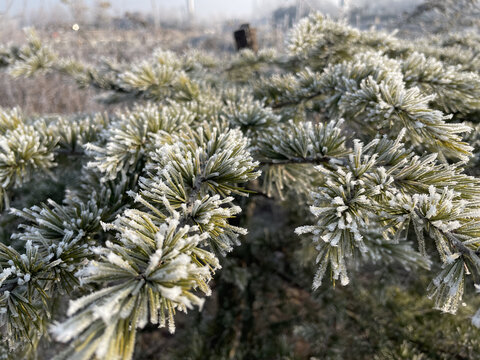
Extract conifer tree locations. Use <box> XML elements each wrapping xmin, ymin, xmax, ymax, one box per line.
<box><xmin>1</xmin><ymin>10</ymin><xmax>480</xmax><ymax>360</ymax></box>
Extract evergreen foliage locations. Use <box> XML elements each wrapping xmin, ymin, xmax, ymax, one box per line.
<box><xmin>1</xmin><ymin>10</ymin><xmax>480</xmax><ymax>359</ymax></box>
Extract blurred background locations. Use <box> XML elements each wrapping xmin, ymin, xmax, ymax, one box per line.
<box><xmin>0</xmin><ymin>0</ymin><xmax>454</xmax><ymax>115</ymax></box>
<box><xmin>2</xmin><ymin>0</ymin><xmax>424</xmax><ymax>29</ymax></box>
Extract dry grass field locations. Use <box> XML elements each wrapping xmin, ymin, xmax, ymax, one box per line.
<box><xmin>0</xmin><ymin>23</ymin><xmax>282</xmax><ymax>116</ymax></box>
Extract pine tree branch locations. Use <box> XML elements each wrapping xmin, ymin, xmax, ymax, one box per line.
<box><xmin>270</xmin><ymin>91</ymin><xmax>323</xmax><ymax>109</ymax></box>
<box><xmin>414</xmin><ymin>208</ymin><xmax>476</xmax><ymax>257</ymax></box>
<box><xmin>444</xmin><ymin>231</ymin><xmax>477</xmax><ymax>257</ymax></box>
<box><xmin>260</xmin><ymin>156</ymin><xmax>331</xmax><ymax>166</ymax></box>
<box><xmin>177</xmin><ymin>175</ymin><xmax>206</xmax><ymax>228</ymax></box>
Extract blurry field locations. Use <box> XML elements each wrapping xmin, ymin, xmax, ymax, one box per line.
<box><xmin>0</xmin><ymin>24</ymin><xmax>282</xmax><ymax>116</ymax></box>
<box><xmin>0</xmin><ymin>27</ymin><xmax>216</xmax><ymax>115</ymax></box>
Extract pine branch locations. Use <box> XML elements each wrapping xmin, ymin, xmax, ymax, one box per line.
<box><xmin>2</xmin><ymin>12</ymin><xmax>480</xmax><ymax>359</ymax></box>
<box><xmin>260</xmin><ymin>156</ymin><xmax>331</xmax><ymax>165</ymax></box>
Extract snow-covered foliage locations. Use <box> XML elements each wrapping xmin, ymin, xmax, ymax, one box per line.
<box><xmin>1</xmin><ymin>10</ymin><xmax>480</xmax><ymax>360</ymax></box>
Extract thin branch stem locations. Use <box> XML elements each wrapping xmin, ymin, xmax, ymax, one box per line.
<box><xmin>414</xmin><ymin>208</ymin><xmax>478</xmax><ymax>260</ymax></box>
<box><xmin>54</xmin><ymin>149</ymin><xmax>85</xmax><ymax>157</ymax></box>
<box><xmin>259</xmin><ymin>156</ymin><xmax>331</xmax><ymax>166</ymax></box>
<box><xmin>178</xmin><ymin>175</ymin><xmax>206</xmax><ymax>227</ymax></box>
<box><xmin>270</xmin><ymin>91</ymin><xmax>323</xmax><ymax>109</ymax></box>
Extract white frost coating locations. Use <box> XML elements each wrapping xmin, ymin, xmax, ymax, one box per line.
<box><xmin>67</xmin><ymin>284</ymin><xmax>125</xmax><ymax>316</ymax></box>
<box><xmin>106</xmin><ymin>252</ymin><xmax>136</xmax><ymax>274</ymax></box>
<box><xmin>145</xmin><ymin>248</ymin><xmax>163</xmax><ymax>276</ymax></box>
<box><xmin>92</xmin><ymin>282</ymin><xmax>137</xmax><ymax>324</ymax></box>
<box><xmin>157</xmin><ymin>285</ymin><xmax>182</xmax><ymax>301</ymax></box>
<box><xmin>0</xmin><ymin>268</ymin><xmax>12</xmax><ymax>287</ymax></box>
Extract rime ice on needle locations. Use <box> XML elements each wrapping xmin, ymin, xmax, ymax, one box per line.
<box><xmin>2</xmin><ymin>9</ymin><xmax>480</xmax><ymax>360</ymax></box>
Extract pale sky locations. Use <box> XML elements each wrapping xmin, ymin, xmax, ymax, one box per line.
<box><xmin>3</xmin><ymin>0</ymin><xmax>420</xmax><ymax>22</ymax></box>
<box><xmin>5</xmin><ymin>0</ymin><xmax>272</xmax><ymax>20</ymax></box>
